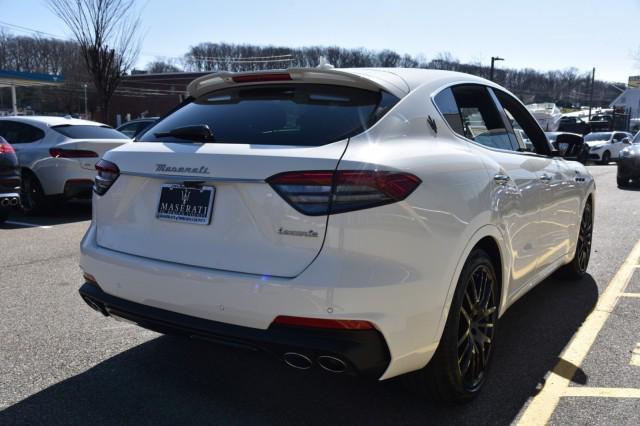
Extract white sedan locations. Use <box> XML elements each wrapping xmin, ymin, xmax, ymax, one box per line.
<box><xmin>584</xmin><ymin>131</ymin><xmax>633</xmax><ymax>164</ymax></box>
<box><xmin>0</xmin><ymin>116</ymin><xmax>130</xmax><ymax>212</ymax></box>
<box><xmin>79</xmin><ymin>68</ymin><xmax>595</xmax><ymax>402</ymax></box>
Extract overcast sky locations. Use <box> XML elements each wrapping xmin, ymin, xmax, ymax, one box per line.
<box><xmin>1</xmin><ymin>0</ymin><xmax>639</xmax><ymax>82</ymax></box>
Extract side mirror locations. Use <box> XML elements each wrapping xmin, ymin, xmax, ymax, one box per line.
<box><xmin>553</xmin><ymin>133</ymin><xmax>585</xmax><ymax>159</ymax></box>
<box><xmin>623</xmin><ymin>137</ymin><xmax>631</xmax><ymax>144</ymax></box>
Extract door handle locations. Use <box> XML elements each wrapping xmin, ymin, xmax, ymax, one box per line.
<box><xmin>539</xmin><ymin>173</ymin><xmax>552</xmax><ymax>183</ymax></box>
<box><xmin>493</xmin><ymin>174</ymin><xmax>511</xmax><ymax>185</ymax></box>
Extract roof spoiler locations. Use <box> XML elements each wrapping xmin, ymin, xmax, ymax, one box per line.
<box><xmin>187</xmin><ymin>68</ymin><xmax>410</xmax><ymax>99</ymax></box>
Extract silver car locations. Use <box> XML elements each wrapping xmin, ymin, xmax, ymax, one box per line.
<box><xmin>0</xmin><ymin>116</ymin><xmax>130</xmax><ymax>212</ymax></box>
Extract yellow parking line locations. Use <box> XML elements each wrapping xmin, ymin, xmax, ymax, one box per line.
<box><xmin>517</xmin><ymin>239</ymin><xmax>640</xmax><ymax>426</ymax></box>
<box><xmin>620</xmin><ymin>293</ymin><xmax>640</xmax><ymax>298</ymax></box>
<box><xmin>563</xmin><ymin>387</ymin><xmax>640</xmax><ymax>398</ymax></box>
<box><xmin>631</xmin><ymin>343</ymin><xmax>640</xmax><ymax>367</ymax></box>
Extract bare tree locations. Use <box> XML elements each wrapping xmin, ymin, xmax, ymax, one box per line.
<box><xmin>146</xmin><ymin>57</ymin><xmax>182</xmax><ymax>73</ymax></box>
<box><xmin>47</xmin><ymin>0</ymin><xmax>142</xmax><ymax>122</ymax></box>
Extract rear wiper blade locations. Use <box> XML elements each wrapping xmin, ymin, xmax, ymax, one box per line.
<box><xmin>155</xmin><ymin>124</ymin><xmax>215</xmax><ymax>142</ymax></box>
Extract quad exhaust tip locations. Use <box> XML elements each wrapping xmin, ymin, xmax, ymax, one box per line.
<box><xmin>0</xmin><ymin>197</ymin><xmax>19</xmax><ymax>207</ymax></box>
<box><xmin>317</xmin><ymin>355</ymin><xmax>347</xmax><ymax>373</ymax></box>
<box><xmin>283</xmin><ymin>352</ymin><xmax>313</xmax><ymax>370</ymax></box>
<box><xmin>282</xmin><ymin>353</ymin><xmax>347</xmax><ymax>373</ymax></box>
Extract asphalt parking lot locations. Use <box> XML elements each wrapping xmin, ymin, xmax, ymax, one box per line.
<box><xmin>1</xmin><ymin>164</ymin><xmax>639</xmax><ymax>425</ymax></box>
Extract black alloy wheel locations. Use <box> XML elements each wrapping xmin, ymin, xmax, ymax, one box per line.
<box><xmin>457</xmin><ymin>264</ymin><xmax>498</xmax><ymax>391</ymax></box>
<box><xmin>20</xmin><ymin>172</ymin><xmax>45</xmax><ymax>214</ymax></box>
<box><xmin>404</xmin><ymin>248</ymin><xmax>499</xmax><ymax>402</ymax></box>
<box><xmin>558</xmin><ymin>201</ymin><xmax>593</xmax><ymax>279</ymax></box>
<box><xmin>600</xmin><ymin>151</ymin><xmax>611</xmax><ymax>165</ymax></box>
<box><xmin>575</xmin><ymin>202</ymin><xmax>593</xmax><ymax>274</ymax></box>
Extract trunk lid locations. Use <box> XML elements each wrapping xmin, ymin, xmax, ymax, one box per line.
<box><xmin>95</xmin><ymin>141</ymin><xmax>346</xmax><ymax>277</ymax></box>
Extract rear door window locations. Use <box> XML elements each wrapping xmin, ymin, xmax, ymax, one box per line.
<box><xmin>52</xmin><ymin>125</ymin><xmax>130</xmax><ymax>140</ymax></box>
<box><xmin>0</xmin><ymin>120</ymin><xmax>45</xmax><ymax>144</ymax></box>
<box><xmin>435</xmin><ymin>85</ymin><xmax>516</xmax><ymax>151</ymax></box>
<box><xmin>138</xmin><ymin>84</ymin><xmax>399</xmax><ymax>146</ymax></box>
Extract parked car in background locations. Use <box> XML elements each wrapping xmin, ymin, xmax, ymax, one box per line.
<box><xmin>0</xmin><ymin>136</ymin><xmax>21</xmax><ymax>223</ymax></box>
<box><xmin>80</xmin><ymin>68</ymin><xmax>595</xmax><ymax>402</ymax></box>
<box><xmin>116</xmin><ymin>117</ymin><xmax>158</xmax><ymax>139</ymax></box>
<box><xmin>588</xmin><ymin>114</ymin><xmax>613</xmax><ymax>132</ymax></box>
<box><xmin>0</xmin><ymin>116</ymin><xmax>131</xmax><ymax>213</ymax></box>
<box><xmin>545</xmin><ymin>132</ymin><xmax>589</xmax><ymax>164</ymax></box>
<box><xmin>584</xmin><ymin>131</ymin><xmax>632</xmax><ymax>164</ymax></box>
<box><xmin>617</xmin><ymin>131</ymin><xmax>640</xmax><ymax>187</ymax></box>
<box><xmin>557</xmin><ymin>116</ymin><xmax>591</xmax><ymax>135</ymax></box>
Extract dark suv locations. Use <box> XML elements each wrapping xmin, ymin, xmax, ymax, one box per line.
<box><xmin>558</xmin><ymin>116</ymin><xmax>591</xmax><ymax>135</ymax></box>
<box><xmin>0</xmin><ymin>136</ymin><xmax>21</xmax><ymax>222</ymax></box>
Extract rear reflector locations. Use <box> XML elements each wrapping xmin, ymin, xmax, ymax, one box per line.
<box><xmin>271</xmin><ymin>315</ymin><xmax>374</xmax><ymax>330</ymax></box>
<box><xmin>267</xmin><ymin>170</ymin><xmax>421</xmax><ymax>215</ymax></box>
<box><xmin>94</xmin><ymin>159</ymin><xmax>120</xmax><ymax>195</ymax></box>
<box><xmin>83</xmin><ymin>271</ymin><xmax>98</xmax><ymax>285</ymax></box>
<box><xmin>0</xmin><ymin>143</ymin><xmax>15</xmax><ymax>154</ymax></box>
<box><xmin>232</xmin><ymin>73</ymin><xmax>292</xmax><ymax>83</ymax></box>
<box><xmin>50</xmin><ymin>148</ymin><xmax>98</xmax><ymax>158</ymax></box>
<box><xmin>0</xmin><ymin>178</ymin><xmax>20</xmax><ymax>187</ymax></box>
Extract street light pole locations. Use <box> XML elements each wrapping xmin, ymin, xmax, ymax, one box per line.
<box><xmin>83</xmin><ymin>83</ymin><xmax>88</xmax><ymax>118</ymax></box>
<box><xmin>490</xmin><ymin>56</ymin><xmax>504</xmax><ymax>81</ymax></box>
<box><xmin>588</xmin><ymin>67</ymin><xmax>595</xmax><ymax>121</ymax></box>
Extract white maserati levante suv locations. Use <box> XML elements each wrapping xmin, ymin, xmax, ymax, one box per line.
<box><xmin>0</xmin><ymin>116</ymin><xmax>131</xmax><ymax>212</ymax></box>
<box><xmin>79</xmin><ymin>68</ymin><xmax>595</xmax><ymax>401</ymax></box>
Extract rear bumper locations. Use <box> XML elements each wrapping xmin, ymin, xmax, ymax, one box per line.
<box><xmin>79</xmin><ymin>281</ymin><xmax>390</xmax><ymax>378</ymax></box>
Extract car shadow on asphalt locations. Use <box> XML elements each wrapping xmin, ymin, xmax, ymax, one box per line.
<box><xmin>2</xmin><ymin>200</ymin><xmax>92</xmax><ymax>227</ymax></box>
<box><xmin>0</xmin><ymin>275</ymin><xmax>598</xmax><ymax>425</ymax></box>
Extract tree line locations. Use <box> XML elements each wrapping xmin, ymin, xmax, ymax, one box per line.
<box><xmin>0</xmin><ymin>34</ymin><xmax>624</xmax><ymax>117</ymax></box>
<box><xmin>180</xmin><ymin>43</ymin><xmax>620</xmax><ymax>107</ymax></box>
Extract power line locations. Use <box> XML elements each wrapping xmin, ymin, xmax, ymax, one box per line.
<box><xmin>0</xmin><ymin>20</ymin><xmax>66</xmax><ymax>40</ymax></box>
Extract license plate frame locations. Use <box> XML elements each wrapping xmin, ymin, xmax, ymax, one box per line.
<box><xmin>156</xmin><ymin>184</ymin><xmax>215</xmax><ymax>225</ymax></box>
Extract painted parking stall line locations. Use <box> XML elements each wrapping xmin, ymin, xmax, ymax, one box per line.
<box><xmin>518</xmin><ymin>239</ymin><xmax>640</xmax><ymax>426</ymax></box>
<box><xmin>631</xmin><ymin>343</ymin><xmax>640</xmax><ymax>367</ymax></box>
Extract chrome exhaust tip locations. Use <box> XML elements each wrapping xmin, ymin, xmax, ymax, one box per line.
<box><xmin>283</xmin><ymin>352</ymin><xmax>312</xmax><ymax>370</ymax></box>
<box><xmin>9</xmin><ymin>197</ymin><xmax>19</xmax><ymax>206</ymax></box>
<box><xmin>0</xmin><ymin>198</ymin><xmax>8</xmax><ymax>207</ymax></box>
<box><xmin>317</xmin><ymin>355</ymin><xmax>347</xmax><ymax>373</ymax></box>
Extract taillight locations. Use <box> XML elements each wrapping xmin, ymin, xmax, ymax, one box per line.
<box><xmin>232</xmin><ymin>73</ymin><xmax>292</xmax><ymax>83</ymax></box>
<box><xmin>50</xmin><ymin>148</ymin><xmax>98</xmax><ymax>158</ymax></box>
<box><xmin>0</xmin><ymin>143</ymin><xmax>15</xmax><ymax>154</ymax></box>
<box><xmin>267</xmin><ymin>170</ymin><xmax>421</xmax><ymax>215</ymax></box>
<box><xmin>94</xmin><ymin>159</ymin><xmax>119</xmax><ymax>195</ymax></box>
<box><xmin>271</xmin><ymin>315</ymin><xmax>374</xmax><ymax>330</ymax></box>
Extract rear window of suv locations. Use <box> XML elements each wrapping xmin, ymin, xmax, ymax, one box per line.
<box><xmin>52</xmin><ymin>125</ymin><xmax>130</xmax><ymax>140</ymax></box>
<box><xmin>138</xmin><ymin>84</ymin><xmax>399</xmax><ymax>146</ymax></box>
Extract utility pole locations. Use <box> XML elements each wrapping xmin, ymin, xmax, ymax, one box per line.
<box><xmin>588</xmin><ymin>67</ymin><xmax>595</xmax><ymax>121</ymax></box>
<box><xmin>490</xmin><ymin>56</ymin><xmax>504</xmax><ymax>81</ymax></box>
<box><xmin>83</xmin><ymin>83</ymin><xmax>88</xmax><ymax>118</ymax></box>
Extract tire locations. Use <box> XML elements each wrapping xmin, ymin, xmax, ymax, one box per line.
<box><xmin>617</xmin><ymin>177</ymin><xmax>630</xmax><ymax>188</ymax></box>
<box><xmin>21</xmin><ymin>171</ymin><xmax>48</xmax><ymax>215</ymax></box>
<box><xmin>599</xmin><ymin>151</ymin><xmax>611</xmax><ymax>165</ymax></box>
<box><xmin>558</xmin><ymin>201</ymin><xmax>593</xmax><ymax>280</ymax></box>
<box><xmin>404</xmin><ymin>248</ymin><xmax>499</xmax><ymax>402</ymax></box>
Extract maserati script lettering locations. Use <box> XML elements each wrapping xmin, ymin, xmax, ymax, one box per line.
<box><xmin>278</xmin><ymin>228</ymin><xmax>319</xmax><ymax>238</ymax></box>
<box><xmin>156</xmin><ymin>164</ymin><xmax>210</xmax><ymax>174</ymax></box>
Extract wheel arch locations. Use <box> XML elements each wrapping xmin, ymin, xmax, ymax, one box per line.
<box><xmin>433</xmin><ymin>224</ymin><xmax>511</xmax><ymax>345</ymax></box>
